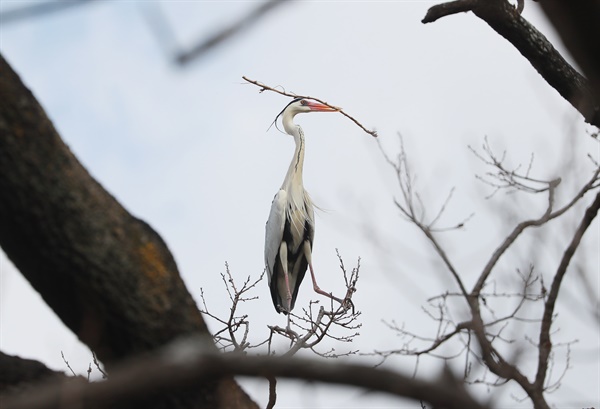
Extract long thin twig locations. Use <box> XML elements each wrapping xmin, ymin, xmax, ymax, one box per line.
<box><xmin>275</xmin><ymin>254</ymin><xmax>361</xmax><ymax>358</ymax></box>
<box><xmin>379</xmin><ymin>135</ymin><xmax>470</xmax><ymax>297</ymax></box>
<box><xmin>472</xmin><ymin>166</ymin><xmax>600</xmax><ymax>297</ymax></box>
<box><xmin>242</xmin><ymin>76</ymin><xmax>378</xmax><ymax>137</ymax></box>
<box><xmin>60</xmin><ymin>351</ymin><xmax>76</xmax><ymax>377</ymax></box>
<box><xmin>92</xmin><ymin>351</ymin><xmax>108</xmax><ymax>379</ymax></box>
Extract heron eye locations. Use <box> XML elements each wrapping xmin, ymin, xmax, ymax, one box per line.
<box><xmin>300</xmin><ymin>100</ymin><xmax>307</xmax><ymax>106</ymax></box>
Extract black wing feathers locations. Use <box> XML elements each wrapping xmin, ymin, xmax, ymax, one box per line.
<box><xmin>270</xmin><ymin>216</ymin><xmax>314</xmax><ymax>314</ymax></box>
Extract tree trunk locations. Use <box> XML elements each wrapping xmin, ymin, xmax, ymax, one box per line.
<box><xmin>0</xmin><ymin>53</ymin><xmax>257</xmax><ymax>409</ymax></box>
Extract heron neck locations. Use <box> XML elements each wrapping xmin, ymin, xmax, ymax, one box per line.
<box><xmin>282</xmin><ymin>121</ymin><xmax>305</xmax><ymax>191</ymax></box>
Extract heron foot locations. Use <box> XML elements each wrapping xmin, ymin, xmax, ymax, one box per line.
<box><xmin>342</xmin><ymin>297</ymin><xmax>355</xmax><ymax>314</ymax></box>
<box><xmin>284</xmin><ymin>316</ymin><xmax>299</xmax><ymax>339</ymax></box>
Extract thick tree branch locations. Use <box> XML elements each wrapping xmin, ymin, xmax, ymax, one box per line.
<box><xmin>535</xmin><ymin>190</ymin><xmax>600</xmax><ymax>390</ymax></box>
<box><xmin>467</xmin><ymin>303</ymin><xmax>548</xmax><ymax>409</ymax></box>
<box><xmin>0</xmin><ymin>352</ymin><xmax>77</xmax><ymax>395</ymax></box>
<box><xmin>2</xmin><ymin>337</ymin><xmax>487</xmax><ymax>409</ymax></box>
<box><xmin>0</xmin><ymin>54</ymin><xmax>256</xmax><ymax>409</ymax></box>
<box><xmin>539</xmin><ymin>1</ymin><xmax>600</xmax><ymax>107</ymax></box>
<box><xmin>422</xmin><ymin>0</ymin><xmax>477</xmax><ymax>22</ymax></box>
<box><xmin>423</xmin><ymin>0</ymin><xmax>600</xmax><ymax>128</ymax></box>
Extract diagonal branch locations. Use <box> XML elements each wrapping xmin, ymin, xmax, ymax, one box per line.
<box><xmin>539</xmin><ymin>2</ymin><xmax>600</xmax><ymax>107</ymax></box>
<box><xmin>379</xmin><ymin>136</ymin><xmax>470</xmax><ymax>297</ymax></box>
<box><xmin>472</xmin><ymin>167</ymin><xmax>600</xmax><ymax>296</ymax></box>
<box><xmin>535</xmin><ymin>190</ymin><xmax>600</xmax><ymax>390</ymax></box>
<box><xmin>0</xmin><ymin>0</ymin><xmax>98</xmax><ymax>24</ymax></box>
<box><xmin>423</xmin><ymin>0</ymin><xmax>600</xmax><ymax>128</ymax></box>
<box><xmin>177</xmin><ymin>0</ymin><xmax>289</xmax><ymax>65</ymax></box>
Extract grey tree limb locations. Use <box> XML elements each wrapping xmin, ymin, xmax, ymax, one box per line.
<box><xmin>423</xmin><ymin>0</ymin><xmax>600</xmax><ymax>128</ymax></box>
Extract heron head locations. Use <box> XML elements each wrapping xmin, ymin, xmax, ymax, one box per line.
<box><xmin>270</xmin><ymin>98</ymin><xmax>340</xmax><ymax>134</ymax></box>
<box><xmin>286</xmin><ymin>98</ymin><xmax>339</xmax><ymax>115</ymax></box>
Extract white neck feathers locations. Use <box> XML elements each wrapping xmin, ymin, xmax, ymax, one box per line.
<box><xmin>281</xmin><ymin>111</ymin><xmax>305</xmax><ymax>191</ymax></box>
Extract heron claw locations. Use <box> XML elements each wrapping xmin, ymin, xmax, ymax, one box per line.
<box><xmin>342</xmin><ymin>297</ymin><xmax>355</xmax><ymax>314</ymax></box>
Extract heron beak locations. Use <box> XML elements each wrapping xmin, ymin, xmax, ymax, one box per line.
<box><xmin>306</xmin><ymin>100</ymin><xmax>340</xmax><ymax>112</ymax></box>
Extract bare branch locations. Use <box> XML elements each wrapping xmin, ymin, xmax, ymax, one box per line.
<box><xmin>266</xmin><ymin>375</ymin><xmax>277</xmax><ymax>409</ymax></box>
<box><xmin>535</xmin><ymin>190</ymin><xmax>600</xmax><ymax>390</ymax></box>
<box><xmin>2</xmin><ymin>336</ymin><xmax>488</xmax><ymax>409</ymax></box>
<box><xmin>60</xmin><ymin>352</ymin><xmax>76</xmax><ymax>377</ymax></box>
<box><xmin>469</xmin><ymin>138</ymin><xmax>557</xmax><ymax>196</ymax></box>
<box><xmin>459</xmin><ymin>154</ymin><xmax>600</xmax><ymax>408</ymax></box>
<box><xmin>278</xmin><ymin>254</ymin><xmax>361</xmax><ymax>358</ymax></box>
<box><xmin>378</xmin><ymin>133</ymin><xmax>599</xmax><ymax>408</ymax></box>
<box><xmin>471</xmin><ymin>164</ymin><xmax>600</xmax><ymax>297</ymax></box>
<box><xmin>379</xmin><ymin>135</ymin><xmax>471</xmax><ymax>297</ymax></box>
<box><xmin>423</xmin><ymin>0</ymin><xmax>600</xmax><ymax>128</ymax></box>
<box><xmin>91</xmin><ymin>351</ymin><xmax>107</xmax><ymax>380</ymax></box>
<box><xmin>200</xmin><ymin>255</ymin><xmax>360</xmax><ymax>361</ymax></box>
<box><xmin>539</xmin><ymin>2</ymin><xmax>600</xmax><ymax>108</ymax></box>
<box><xmin>199</xmin><ymin>264</ymin><xmax>265</xmax><ymax>352</ymax></box>
<box><xmin>242</xmin><ymin>76</ymin><xmax>378</xmax><ymax>137</ymax></box>
<box><xmin>422</xmin><ymin>0</ymin><xmax>477</xmax><ymax>23</ymax></box>
<box><xmin>0</xmin><ymin>0</ymin><xmax>98</xmax><ymax>25</ymax></box>
<box><xmin>372</xmin><ymin>319</ymin><xmax>472</xmax><ymax>362</ymax></box>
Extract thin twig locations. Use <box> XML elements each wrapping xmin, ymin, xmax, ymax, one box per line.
<box><xmin>60</xmin><ymin>351</ymin><xmax>76</xmax><ymax>377</ymax></box>
<box><xmin>380</xmin><ymin>135</ymin><xmax>470</xmax><ymax>297</ymax></box>
<box><xmin>92</xmin><ymin>351</ymin><xmax>108</xmax><ymax>379</ymax></box>
<box><xmin>472</xmin><ymin>166</ymin><xmax>600</xmax><ymax>297</ymax></box>
<box><xmin>242</xmin><ymin>76</ymin><xmax>377</xmax><ymax>137</ymax></box>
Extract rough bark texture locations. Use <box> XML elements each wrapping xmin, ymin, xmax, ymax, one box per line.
<box><xmin>472</xmin><ymin>0</ymin><xmax>599</xmax><ymax>127</ymax></box>
<box><xmin>0</xmin><ymin>54</ymin><xmax>257</xmax><ymax>409</ymax></box>
<box><xmin>539</xmin><ymin>1</ymin><xmax>600</xmax><ymax>107</ymax></box>
<box><xmin>423</xmin><ymin>0</ymin><xmax>600</xmax><ymax>128</ymax></box>
<box><xmin>0</xmin><ymin>352</ymin><xmax>80</xmax><ymax>395</ymax></box>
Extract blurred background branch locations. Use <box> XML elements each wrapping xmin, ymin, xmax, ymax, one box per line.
<box><xmin>0</xmin><ymin>0</ymin><xmax>99</xmax><ymax>24</ymax></box>
<box><xmin>2</xmin><ymin>335</ymin><xmax>487</xmax><ymax>409</ymax></box>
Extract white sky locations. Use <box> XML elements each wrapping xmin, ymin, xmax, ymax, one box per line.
<box><xmin>1</xmin><ymin>1</ymin><xmax>598</xmax><ymax>408</ymax></box>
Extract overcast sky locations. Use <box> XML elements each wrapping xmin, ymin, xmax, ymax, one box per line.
<box><xmin>1</xmin><ymin>1</ymin><xmax>598</xmax><ymax>407</ymax></box>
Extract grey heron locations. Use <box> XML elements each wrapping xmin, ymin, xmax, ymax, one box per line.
<box><xmin>265</xmin><ymin>98</ymin><xmax>343</xmax><ymax>314</ymax></box>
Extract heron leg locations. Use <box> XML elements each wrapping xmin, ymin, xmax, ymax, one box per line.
<box><xmin>303</xmin><ymin>241</ymin><xmax>343</xmax><ymax>305</ymax></box>
<box><xmin>279</xmin><ymin>242</ymin><xmax>293</xmax><ymax>312</ymax></box>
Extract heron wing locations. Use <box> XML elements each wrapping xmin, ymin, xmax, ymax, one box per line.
<box><xmin>265</xmin><ymin>190</ymin><xmax>287</xmax><ymax>287</ymax></box>
<box><xmin>265</xmin><ymin>190</ymin><xmax>316</xmax><ymax>313</ymax></box>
